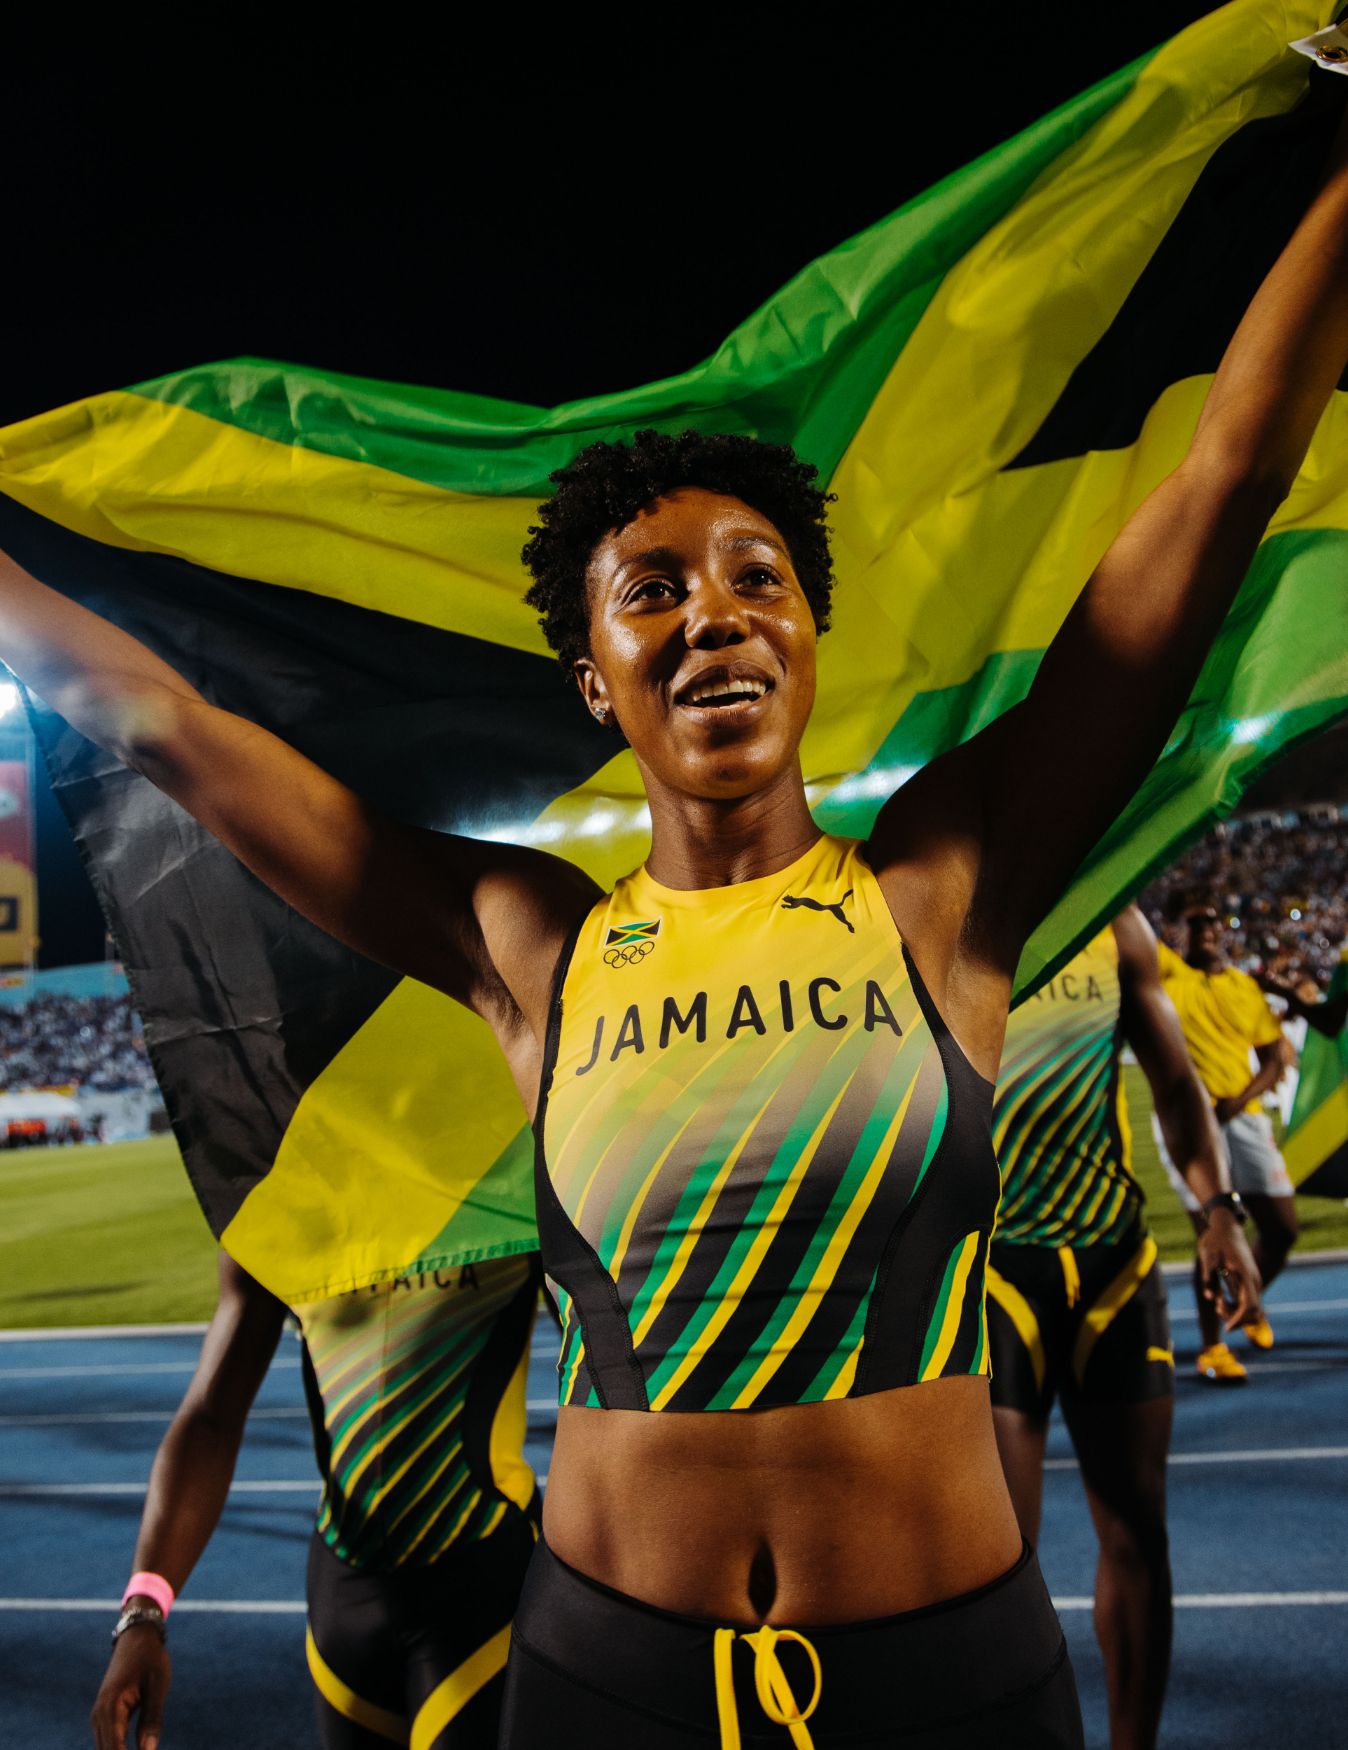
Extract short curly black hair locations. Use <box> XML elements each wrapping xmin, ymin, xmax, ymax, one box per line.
<box><xmin>521</xmin><ymin>429</ymin><xmax>835</xmax><ymax>672</ymax></box>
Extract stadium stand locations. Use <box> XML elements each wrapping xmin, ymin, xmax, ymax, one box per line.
<box><xmin>0</xmin><ymin>992</ymin><xmax>156</xmax><ymax>1095</ymax></box>
<box><xmin>1143</xmin><ymin>807</ymin><xmax>1348</xmax><ymax>987</ymax></box>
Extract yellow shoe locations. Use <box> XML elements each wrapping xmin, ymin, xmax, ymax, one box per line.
<box><xmin>1196</xmin><ymin>1342</ymin><xmax>1248</xmax><ymax>1384</ymax></box>
<box><xmin>1241</xmin><ymin>1316</ymin><xmax>1275</xmax><ymax>1350</ymax></box>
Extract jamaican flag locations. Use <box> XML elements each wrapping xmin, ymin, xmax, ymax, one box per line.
<box><xmin>1284</xmin><ymin>953</ymin><xmax>1348</xmax><ymax>1195</ymax></box>
<box><xmin>3</xmin><ymin>0</ymin><xmax>1348</xmax><ymax>1302</ymax></box>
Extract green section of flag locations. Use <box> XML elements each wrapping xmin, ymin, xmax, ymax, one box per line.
<box><xmin>1286</xmin><ymin>957</ymin><xmax>1348</xmax><ymax>1197</ymax></box>
<box><xmin>1024</xmin><ymin>528</ymin><xmax>1348</xmax><ymax>996</ymax></box>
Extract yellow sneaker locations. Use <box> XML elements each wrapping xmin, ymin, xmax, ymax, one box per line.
<box><xmin>1196</xmin><ymin>1342</ymin><xmax>1248</xmax><ymax>1384</ymax></box>
<box><xmin>1241</xmin><ymin>1316</ymin><xmax>1275</xmax><ymax>1350</ymax></box>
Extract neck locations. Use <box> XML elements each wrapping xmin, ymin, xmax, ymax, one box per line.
<box><xmin>641</xmin><ymin>762</ymin><xmax>820</xmax><ymax>890</ymax></box>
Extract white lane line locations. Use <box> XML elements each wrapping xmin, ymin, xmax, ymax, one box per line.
<box><xmin>0</xmin><ymin>1598</ymin><xmax>306</xmax><ymax>1613</ymax></box>
<box><xmin>0</xmin><ymin>1480</ymin><xmax>318</xmax><ymax>1497</ymax></box>
<box><xmin>1055</xmin><ymin>1592</ymin><xmax>1348</xmax><ymax>1610</ymax></box>
<box><xmin>0</xmin><ymin>1407</ymin><xmax>308</xmax><ymax>1428</ymax></box>
<box><xmin>0</xmin><ymin>1360</ymin><xmax>301</xmax><ymax>1380</ymax></box>
<box><xmin>2</xmin><ymin>1591</ymin><xmax>1344</xmax><ymax>1614</ymax></box>
<box><xmin>1046</xmin><ymin>1445</ymin><xmax>1348</xmax><ymax>1471</ymax></box>
<box><xmin>0</xmin><ymin>1324</ymin><xmax>210</xmax><ymax>1342</ymax></box>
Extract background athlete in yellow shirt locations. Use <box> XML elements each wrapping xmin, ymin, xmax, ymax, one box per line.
<box><xmin>1157</xmin><ymin>905</ymin><xmax>1296</xmax><ymax>1378</ymax></box>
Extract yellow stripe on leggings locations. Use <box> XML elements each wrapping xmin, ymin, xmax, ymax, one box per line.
<box><xmin>1070</xmin><ymin>1235</ymin><xmax>1158</xmax><ymax>1386</ymax></box>
<box><xmin>985</xmin><ymin>1266</ymin><xmax>1046</xmax><ymax>1397</ymax></box>
<box><xmin>306</xmin><ymin>1626</ymin><xmax>408</xmax><ymax>1745</ymax></box>
<box><xmin>409</xmin><ymin>1623</ymin><xmax>512</xmax><ymax>1750</ymax></box>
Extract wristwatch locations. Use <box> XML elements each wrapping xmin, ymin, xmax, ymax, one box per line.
<box><xmin>1200</xmin><ymin>1190</ymin><xmax>1248</xmax><ymax>1227</ymax></box>
<box><xmin>111</xmin><ymin>1602</ymin><xmax>166</xmax><ymax>1645</ymax></box>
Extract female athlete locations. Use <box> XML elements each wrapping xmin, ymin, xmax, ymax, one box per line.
<box><xmin>7</xmin><ymin>103</ymin><xmax>1348</xmax><ymax>1749</ymax></box>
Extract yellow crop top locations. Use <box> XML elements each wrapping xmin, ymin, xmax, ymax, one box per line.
<box><xmin>533</xmin><ymin>835</ymin><xmax>1000</xmax><ymax>1412</ymax></box>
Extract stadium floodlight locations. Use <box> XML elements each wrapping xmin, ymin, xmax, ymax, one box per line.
<box><xmin>0</xmin><ymin>681</ymin><xmax>18</xmax><ymax>718</ymax></box>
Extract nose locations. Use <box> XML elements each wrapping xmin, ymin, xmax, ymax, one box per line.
<box><xmin>683</xmin><ymin>578</ymin><xmax>750</xmax><ymax>649</ymax></box>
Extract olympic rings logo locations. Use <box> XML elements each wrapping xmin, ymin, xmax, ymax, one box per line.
<box><xmin>603</xmin><ymin>940</ymin><xmax>655</xmax><ymax>968</ymax></box>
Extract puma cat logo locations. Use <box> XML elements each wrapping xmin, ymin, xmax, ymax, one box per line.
<box><xmin>781</xmin><ymin>889</ymin><xmax>854</xmax><ymax>932</ymax></box>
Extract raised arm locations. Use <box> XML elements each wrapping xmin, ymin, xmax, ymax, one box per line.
<box><xmin>1258</xmin><ymin>969</ymin><xmax>1348</xmax><ymax>1037</ymax></box>
<box><xmin>872</xmin><ymin>98</ymin><xmax>1348</xmax><ymax>989</ymax></box>
<box><xmin>90</xmin><ymin>1254</ymin><xmax>286</xmax><ymax>1750</ymax></box>
<box><xmin>0</xmin><ymin>551</ymin><xmax>597</xmax><ymax>1044</ymax></box>
<box><xmin>1114</xmin><ymin>906</ymin><xmax>1261</xmax><ymax>1330</ymax></box>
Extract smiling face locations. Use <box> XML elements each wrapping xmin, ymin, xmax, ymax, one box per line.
<box><xmin>575</xmin><ymin>487</ymin><xmax>818</xmax><ymax>802</ymax></box>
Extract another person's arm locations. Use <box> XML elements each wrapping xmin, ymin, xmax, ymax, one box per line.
<box><xmin>1113</xmin><ymin>906</ymin><xmax>1261</xmax><ymax>1328</ymax></box>
<box><xmin>872</xmin><ymin>99</ymin><xmax>1348</xmax><ymax>999</ymax></box>
<box><xmin>0</xmin><ymin>554</ymin><xmax>597</xmax><ymax>1040</ymax></box>
<box><xmin>1211</xmin><ymin>1038</ymin><xmax>1286</xmax><ymax>1125</ymax></box>
<box><xmin>1257</xmin><ymin>970</ymin><xmax>1348</xmax><ymax>1037</ymax></box>
<box><xmin>89</xmin><ymin>1255</ymin><xmax>287</xmax><ymax>1750</ymax></box>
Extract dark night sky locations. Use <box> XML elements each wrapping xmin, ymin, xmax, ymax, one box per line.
<box><xmin>8</xmin><ymin>7</ymin><xmax>1216</xmax><ymax>963</ymax></box>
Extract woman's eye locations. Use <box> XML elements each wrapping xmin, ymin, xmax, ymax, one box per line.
<box><xmin>631</xmin><ymin>578</ymin><xmax>675</xmax><ymax>601</ymax></box>
<box><xmin>741</xmin><ymin>567</ymin><xmax>780</xmax><ymax>588</ymax></box>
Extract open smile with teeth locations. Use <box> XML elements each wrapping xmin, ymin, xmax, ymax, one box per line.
<box><xmin>679</xmin><ymin>678</ymin><xmax>772</xmax><ymax>710</ymax></box>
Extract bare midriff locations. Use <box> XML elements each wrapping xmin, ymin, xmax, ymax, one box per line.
<box><xmin>543</xmin><ymin>1374</ymin><xmax>1022</xmax><ymax>1626</ymax></box>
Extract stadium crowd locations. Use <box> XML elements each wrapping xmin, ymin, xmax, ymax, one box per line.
<box><xmin>1143</xmin><ymin>808</ymin><xmax>1348</xmax><ymax>988</ymax></box>
<box><xmin>0</xmin><ymin>992</ymin><xmax>157</xmax><ymax>1093</ymax></box>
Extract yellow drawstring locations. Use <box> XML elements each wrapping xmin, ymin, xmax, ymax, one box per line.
<box><xmin>713</xmin><ymin>1624</ymin><xmax>822</xmax><ymax>1749</ymax></box>
<box><xmin>1058</xmin><ymin>1247</ymin><xmax>1081</xmax><ymax>1309</ymax></box>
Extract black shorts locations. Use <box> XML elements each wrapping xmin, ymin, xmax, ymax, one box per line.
<box><xmin>987</xmin><ymin>1232</ymin><xmax>1173</xmax><ymax>1418</ymax></box>
<box><xmin>499</xmin><ymin>1538</ymin><xmax>1083</xmax><ymax>1748</ymax></box>
<box><xmin>306</xmin><ymin>1506</ymin><xmax>536</xmax><ymax>1749</ymax></box>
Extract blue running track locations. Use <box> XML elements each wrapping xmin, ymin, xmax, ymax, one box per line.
<box><xmin>2</xmin><ymin>1259</ymin><xmax>1345</xmax><ymax>1748</ymax></box>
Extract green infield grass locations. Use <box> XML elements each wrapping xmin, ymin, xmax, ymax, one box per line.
<box><xmin>0</xmin><ymin>1133</ymin><xmax>218</xmax><ymax>1328</ymax></box>
<box><xmin>1124</xmin><ymin>1064</ymin><xmax>1348</xmax><ymax>1260</ymax></box>
<box><xmin>0</xmin><ymin>1077</ymin><xmax>1344</xmax><ymax>1328</ymax></box>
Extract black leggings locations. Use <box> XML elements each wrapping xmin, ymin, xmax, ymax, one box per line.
<box><xmin>306</xmin><ymin>1509</ymin><xmax>536</xmax><ymax>1749</ymax></box>
<box><xmin>500</xmin><ymin>1539</ymin><xmax>1083</xmax><ymax>1748</ymax></box>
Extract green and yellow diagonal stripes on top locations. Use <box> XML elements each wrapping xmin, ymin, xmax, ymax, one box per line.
<box><xmin>728</xmin><ymin>1066</ymin><xmax>928</xmax><ymax>1410</ymax></box>
<box><xmin>919</xmin><ymin>1231</ymin><xmax>990</xmax><ymax>1382</ymax></box>
<box><xmin>993</xmin><ymin>929</ymin><xmax>1143</xmax><ymax>1247</ymax></box>
<box><xmin>296</xmin><ymin>1255</ymin><xmax>535</xmax><ymax>1569</ymax></box>
<box><xmin>542</xmin><ymin>837</ymin><xmax>993</xmax><ymax>1410</ymax></box>
<box><xmin>3</xmin><ymin>3</ymin><xmax>1346</xmax><ymax>1302</ymax></box>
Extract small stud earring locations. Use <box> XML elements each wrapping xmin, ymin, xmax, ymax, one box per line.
<box><xmin>593</xmin><ymin>705</ymin><xmax>609</xmax><ymax>725</ymax></box>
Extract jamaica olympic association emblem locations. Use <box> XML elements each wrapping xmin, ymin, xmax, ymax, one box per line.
<box><xmin>603</xmin><ymin>919</ymin><xmax>661</xmax><ymax>968</ymax></box>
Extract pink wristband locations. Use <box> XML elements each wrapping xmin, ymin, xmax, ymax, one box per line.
<box><xmin>122</xmin><ymin>1572</ymin><xmax>175</xmax><ymax>1617</ymax></box>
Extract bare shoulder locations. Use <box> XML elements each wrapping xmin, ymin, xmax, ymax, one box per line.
<box><xmin>1111</xmin><ymin>903</ymin><xmax>1160</xmax><ymax>985</ymax></box>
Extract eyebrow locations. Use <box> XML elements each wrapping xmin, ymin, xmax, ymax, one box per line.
<box><xmin>724</xmin><ymin>533</ymin><xmax>790</xmax><ymax>557</ymax></box>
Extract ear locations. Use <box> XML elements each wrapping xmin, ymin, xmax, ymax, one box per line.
<box><xmin>574</xmin><ymin>658</ymin><xmax>612</xmax><ymax>726</ymax></box>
